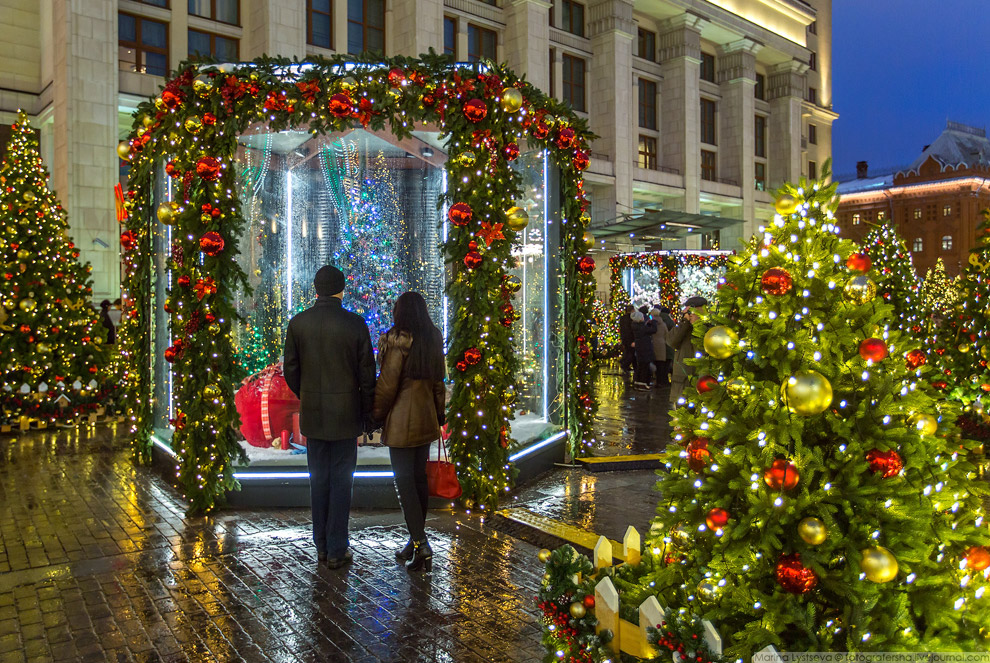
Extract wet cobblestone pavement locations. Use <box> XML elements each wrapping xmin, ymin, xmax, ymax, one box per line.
<box><xmin>0</xmin><ymin>364</ymin><xmax>666</xmax><ymax>662</ymax></box>
<box><xmin>586</xmin><ymin>363</ymin><xmax>671</xmax><ymax>457</ymax></box>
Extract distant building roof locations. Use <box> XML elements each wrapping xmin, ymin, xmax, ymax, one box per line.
<box><xmin>901</xmin><ymin>120</ymin><xmax>990</xmax><ymax>176</ymax></box>
<box><xmin>836</xmin><ymin>174</ymin><xmax>893</xmax><ymax>195</ymax></box>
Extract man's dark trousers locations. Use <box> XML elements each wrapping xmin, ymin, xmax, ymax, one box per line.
<box><xmin>307</xmin><ymin>437</ymin><xmax>357</xmax><ymax>558</ymax></box>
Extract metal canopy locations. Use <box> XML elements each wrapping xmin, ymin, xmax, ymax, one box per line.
<box><xmin>589</xmin><ymin>210</ymin><xmax>743</xmax><ymax>243</ymax></box>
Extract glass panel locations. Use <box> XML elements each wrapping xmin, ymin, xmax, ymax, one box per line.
<box><xmin>145</xmin><ymin>52</ymin><xmax>168</xmax><ymax>76</ymax></box>
<box><xmin>311</xmin><ymin>13</ymin><xmax>332</xmax><ymax>48</ymax></box>
<box><xmin>444</xmin><ymin>18</ymin><xmax>455</xmax><ymax>54</ymax></box>
<box><xmin>347</xmin><ymin>22</ymin><xmax>364</xmax><ymax>54</ymax></box>
<box><xmin>367</xmin><ymin>0</ymin><xmax>385</xmax><ymax>28</ymax></box>
<box><xmin>188</xmin><ymin>0</ymin><xmax>210</xmax><ymax>18</ymax></box>
<box><xmin>217</xmin><ymin>0</ymin><xmax>238</xmax><ymax>23</ymax></box>
<box><xmin>119</xmin><ymin>14</ymin><xmax>136</xmax><ymax>42</ymax></box>
<box><xmin>215</xmin><ymin>35</ymin><xmax>238</xmax><ymax>60</ymax></box>
<box><xmin>119</xmin><ymin>45</ymin><xmax>138</xmax><ymax>72</ymax></box>
<box><xmin>348</xmin><ymin>0</ymin><xmax>364</xmax><ymax>22</ymax></box>
<box><xmin>367</xmin><ymin>27</ymin><xmax>384</xmax><ymax>54</ymax></box>
<box><xmin>314</xmin><ymin>0</ymin><xmax>331</xmax><ymax>12</ymax></box>
<box><xmin>142</xmin><ymin>20</ymin><xmax>167</xmax><ymax>49</ymax></box>
<box><xmin>141</xmin><ymin>0</ymin><xmax>168</xmax><ymax>6</ymax></box>
<box><xmin>188</xmin><ymin>30</ymin><xmax>211</xmax><ymax>57</ymax></box>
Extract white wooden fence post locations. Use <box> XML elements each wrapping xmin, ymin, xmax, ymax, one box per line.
<box><xmin>623</xmin><ymin>526</ymin><xmax>641</xmax><ymax>565</ymax></box>
<box><xmin>594</xmin><ymin>576</ymin><xmax>620</xmax><ymax>654</ymax></box>
<box><xmin>638</xmin><ymin>595</ymin><xmax>664</xmax><ymax>656</ymax></box>
<box><xmin>754</xmin><ymin>645</ymin><xmax>784</xmax><ymax>663</ymax></box>
<box><xmin>593</xmin><ymin>535</ymin><xmax>613</xmax><ymax>570</ymax></box>
<box><xmin>702</xmin><ymin>620</ymin><xmax>722</xmax><ymax>656</ymax></box>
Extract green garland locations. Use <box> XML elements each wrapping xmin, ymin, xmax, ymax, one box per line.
<box><xmin>120</xmin><ymin>53</ymin><xmax>598</xmax><ymax>513</ymax></box>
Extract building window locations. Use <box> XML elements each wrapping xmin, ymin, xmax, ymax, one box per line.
<box><xmin>755</xmin><ymin>73</ymin><xmax>765</xmax><ymax>100</ymax></box>
<box><xmin>700</xmin><ymin>98</ymin><xmax>716</xmax><ymax>146</ymax></box>
<box><xmin>852</xmin><ymin>213</ymin><xmax>860</xmax><ymax>225</ymax></box>
<box><xmin>549</xmin><ymin>49</ymin><xmax>555</xmax><ymax>98</ymax></box>
<box><xmin>755</xmin><ymin>115</ymin><xmax>766</xmax><ymax>158</ymax></box>
<box><xmin>348</xmin><ymin>0</ymin><xmax>385</xmax><ymax>54</ymax></box>
<box><xmin>914</xmin><ymin>208</ymin><xmax>922</xmax><ymax>219</ymax></box>
<box><xmin>807</xmin><ymin>86</ymin><xmax>817</xmax><ymax>104</ymax></box>
<box><xmin>808</xmin><ymin>161</ymin><xmax>817</xmax><ymax>180</ymax></box>
<box><xmin>188</xmin><ymin>29</ymin><xmax>238</xmax><ymax>61</ymax></box>
<box><xmin>188</xmin><ymin>0</ymin><xmax>239</xmax><ymax>25</ymax></box>
<box><xmin>562</xmin><ymin>54</ymin><xmax>586</xmax><ymax>112</ymax></box>
<box><xmin>943</xmin><ymin>204</ymin><xmax>952</xmax><ymax>216</ymax></box>
<box><xmin>808</xmin><ymin>124</ymin><xmax>817</xmax><ymax>145</ymax></box>
<box><xmin>700</xmin><ymin>52</ymin><xmax>715</xmax><ymax>82</ymax></box>
<box><xmin>467</xmin><ymin>24</ymin><xmax>496</xmax><ymax>62</ymax></box>
<box><xmin>701</xmin><ymin>150</ymin><xmax>716</xmax><ymax>181</ymax></box>
<box><xmin>119</xmin><ymin>13</ymin><xmax>168</xmax><ymax>76</ymax></box>
<box><xmin>809</xmin><ymin>52</ymin><xmax>816</xmax><ymax>71</ymax></box>
<box><xmin>637</xmin><ymin>28</ymin><xmax>655</xmax><ymax>61</ymax></box>
<box><xmin>942</xmin><ymin>235</ymin><xmax>953</xmax><ymax>250</ymax></box>
<box><xmin>561</xmin><ymin>0</ymin><xmax>585</xmax><ymax>37</ymax></box>
<box><xmin>444</xmin><ymin>16</ymin><xmax>456</xmax><ymax>56</ymax></box>
<box><xmin>638</xmin><ymin>79</ymin><xmax>657</xmax><ymax>130</ymax></box>
<box><xmin>638</xmin><ymin>135</ymin><xmax>657</xmax><ymax>170</ymax></box>
<box><xmin>307</xmin><ymin>0</ymin><xmax>332</xmax><ymax>49</ymax></box>
<box><xmin>808</xmin><ymin>20</ymin><xmax>817</xmax><ymax>34</ymax></box>
<box><xmin>913</xmin><ymin>237</ymin><xmax>923</xmax><ymax>252</ymax></box>
<box><xmin>755</xmin><ymin>162</ymin><xmax>766</xmax><ymax>191</ymax></box>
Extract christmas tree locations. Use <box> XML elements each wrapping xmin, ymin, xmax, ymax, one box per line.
<box><xmin>920</xmin><ymin>258</ymin><xmax>960</xmax><ymax>328</ymax></box>
<box><xmin>861</xmin><ymin>221</ymin><xmax>922</xmax><ymax>335</ymax></box>
<box><xmin>0</xmin><ymin>111</ymin><xmax>109</xmax><ymax>424</ymax></box>
<box><xmin>641</xmin><ymin>173</ymin><xmax>989</xmax><ymax>655</ymax></box>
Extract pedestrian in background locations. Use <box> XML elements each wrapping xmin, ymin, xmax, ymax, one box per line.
<box><xmin>667</xmin><ymin>296</ymin><xmax>707</xmax><ymax>406</ymax></box>
<box><xmin>284</xmin><ymin>265</ymin><xmax>377</xmax><ymax>569</ymax></box>
<box><xmin>630</xmin><ymin>310</ymin><xmax>657</xmax><ymax>390</ymax></box>
<box><xmin>619</xmin><ymin>304</ymin><xmax>636</xmax><ymax>374</ymax></box>
<box><xmin>99</xmin><ymin>300</ymin><xmax>116</xmax><ymax>345</ymax></box>
<box><xmin>372</xmin><ymin>292</ymin><xmax>446</xmax><ymax>573</ymax></box>
<box><xmin>649</xmin><ymin>306</ymin><xmax>669</xmax><ymax>388</ymax></box>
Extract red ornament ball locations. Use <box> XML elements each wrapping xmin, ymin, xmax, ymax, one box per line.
<box><xmin>531</xmin><ymin>120</ymin><xmax>550</xmax><ymax>140</ymax></box>
<box><xmin>846</xmin><ymin>252</ymin><xmax>872</xmax><ymax>274</ymax></box>
<box><xmin>199</xmin><ymin>231</ymin><xmax>225</xmax><ymax>256</ymax></box>
<box><xmin>705</xmin><ymin>507</ymin><xmax>729</xmax><ymax>530</ymax></box>
<box><xmin>932</xmin><ymin>380</ymin><xmax>948</xmax><ymax>390</ymax></box>
<box><xmin>177</xmin><ymin>274</ymin><xmax>191</xmax><ymax>287</ymax></box>
<box><xmin>763</xmin><ymin>459</ymin><xmax>800</xmax><ymax>490</ymax></box>
<box><xmin>88</xmin><ymin>365</ymin><xmax>98</xmax><ymax>374</ymax></box>
<box><xmin>387</xmin><ymin>67</ymin><xmax>406</xmax><ymax>87</ymax></box>
<box><xmin>686</xmin><ymin>438</ymin><xmax>710</xmax><ymax>473</ymax></box>
<box><xmin>161</xmin><ymin>89</ymin><xmax>182</xmax><ymax>109</ymax></box>
<box><xmin>448</xmin><ymin>202</ymin><xmax>473</xmax><ymax>227</ymax></box>
<box><xmin>577</xmin><ymin>256</ymin><xmax>596</xmax><ymax>274</ymax></box>
<box><xmin>573</xmin><ymin>150</ymin><xmax>590</xmax><ymax>171</ymax></box>
<box><xmin>503</xmin><ymin>142</ymin><xmax>520</xmax><ymax>161</ymax></box>
<box><xmin>120</xmin><ymin>230</ymin><xmax>137</xmax><ymax>252</ymax></box>
<box><xmin>761</xmin><ymin>267</ymin><xmax>793</xmax><ymax>295</ymax></box>
<box><xmin>165</xmin><ymin>161</ymin><xmax>180</xmax><ymax>178</ymax></box>
<box><xmin>464</xmin><ymin>248</ymin><xmax>483</xmax><ymax>270</ymax></box>
<box><xmin>195</xmin><ymin>156</ymin><xmax>222</xmax><ymax>180</ymax></box>
<box><xmin>775</xmin><ymin>553</ymin><xmax>818</xmax><ymax>594</ymax></box>
<box><xmin>965</xmin><ymin>546</ymin><xmax>990</xmax><ymax>571</ymax></box>
<box><xmin>328</xmin><ymin>93</ymin><xmax>353</xmax><ymax>117</ymax></box>
<box><xmin>456</xmin><ymin>360</ymin><xmax>468</xmax><ymax>372</ymax></box>
<box><xmin>697</xmin><ymin>375</ymin><xmax>719</xmax><ymax>393</ymax></box>
<box><xmin>555</xmin><ymin>127</ymin><xmax>575</xmax><ymax>149</ymax></box>
<box><xmin>463</xmin><ymin>99</ymin><xmax>488</xmax><ymax>123</ymax></box>
<box><xmin>463</xmin><ymin>347</ymin><xmax>482</xmax><ymax>365</ymax></box>
<box><xmin>866</xmin><ymin>448</ymin><xmax>903</xmax><ymax>478</ymax></box>
<box><xmin>905</xmin><ymin>349</ymin><xmax>927</xmax><ymax>369</ymax></box>
<box><xmin>164</xmin><ymin>344</ymin><xmax>181</xmax><ymax>363</ymax></box>
<box><xmin>859</xmin><ymin>338</ymin><xmax>888</xmax><ymax>362</ymax></box>
<box><xmin>582</xmin><ymin>594</ymin><xmax>595</xmax><ymax>609</ymax></box>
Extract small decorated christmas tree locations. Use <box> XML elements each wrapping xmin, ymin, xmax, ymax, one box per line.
<box><xmin>861</xmin><ymin>221</ymin><xmax>922</xmax><ymax>335</ymax></box>
<box><xmin>920</xmin><ymin>258</ymin><xmax>960</xmax><ymax>333</ymax></box>
<box><xmin>639</xmin><ymin>171</ymin><xmax>989</xmax><ymax>655</ymax></box>
<box><xmin>0</xmin><ymin>111</ymin><xmax>109</xmax><ymax>425</ymax></box>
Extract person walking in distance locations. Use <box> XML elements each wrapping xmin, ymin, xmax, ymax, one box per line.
<box><xmin>668</xmin><ymin>296</ymin><xmax>707</xmax><ymax>407</ymax></box>
<box><xmin>284</xmin><ymin>265</ymin><xmax>376</xmax><ymax>569</ymax></box>
<box><xmin>630</xmin><ymin>310</ymin><xmax>657</xmax><ymax>390</ymax></box>
<box><xmin>618</xmin><ymin>304</ymin><xmax>636</xmax><ymax>374</ymax></box>
<box><xmin>649</xmin><ymin>306</ymin><xmax>670</xmax><ymax>388</ymax></box>
<box><xmin>372</xmin><ymin>292</ymin><xmax>446</xmax><ymax>572</ymax></box>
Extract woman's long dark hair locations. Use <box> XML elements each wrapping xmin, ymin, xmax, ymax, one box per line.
<box><xmin>391</xmin><ymin>292</ymin><xmax>445</xmax><ymax>381</ymax></box>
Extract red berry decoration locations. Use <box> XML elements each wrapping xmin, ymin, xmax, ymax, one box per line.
<box><xmin>199</xmin><ymin>231</ymin><xmax>225</xmax><ymax>256</ymax></box>
<box><xmin>905</xmin><ymin>349</ymin><xmax>927</xmax><ymax>369</ymax></box>
<box><xmin>195</xmin><ymin>156</ymin><xmax>222</xmax><ymax>180</ymax></box>
<box><xmin>503</xmin><ymin>142</ymin><xmax>520</xmax><ymax>161</ymax></box>
<box><xmin>555</xmin><ymin>127</ymin><xmax>575</xmax><ymax>149</ymax></box>
<box><xmin>577</xmin><ymin>256</ymin><xmax>596</xmax><ymax>274</ymax></box>
<box><xmin>119</xmin><ymin>230</ymin><xmax>137</xmax><ymax>252</ymax></box>
<box><xmin>387</xmin><ymin>67</ymin><xmax>406</xmax><ymax>87</ymax></box>
<box><xmin>846</xmin><ymin>252</ymin><xmax>872</xmax><ymax>274</ymax></box>
<box><xmin>866</xmin><ymin>448</ymin><xmax>903</xmax><ymax>478</ymax></box>
<box><xmin>572</xmin><ymin>150</ymin><xmax>590</xmax><ymax>171</ymax></box>
<box><xmin>705</xmin><ymin>508</ymin><xmax>729</xmax><ymax>530</ymax></box>
<box><xmin>328</xmin><ymin>93</ymin><xmax>353</xmax><ymax>117</ymax></box>
<box><xmin>775</xmin><ymin>553</ymin><xmax>818</xmax><ymax>594</ymax></box>
<box><xmin>763</xmin><ymin>459</ymin><xmax>800</xmax><ymax>490</ymax></box>
<box><xmin>463</xmin><ymin>99</ymin><xmax>488</xmax><ymax>123</ymax></box>
<box><xmin>686</xmin><ymin>438</ymin><xmax>710</xmax><ymax>473</ymax></box>
<box><xmin>531</xmin><ymin>120</ymin><xmax>550</xmax><ymax>140</ymax></box>
<box><xmin>463</xmin><ymin>347</ymin><xmax>482</xmax><ymax>365</ymax></box>
<box><xmin>448</xmin><ymin>202</ymin><xmax>473</xmax><ymax>227</ymax></box>
<box><xmin>965</xmin><ymin>546</ymin><xmax>990</xmax><ymax>571</ymax></box>
<box><xmin>696</xmin><ymin>375</ymin><xmax>719</xmax><ymax>393</ymax></box>
<box><xmin>859</xmin><ymin>338</ymin><xmax>888</xmax><ymax>362</ymax></box>
<box><xmin>760</xmin><ymin>267</ymin><xmax>793</xmax><ymax>295</ymax></box>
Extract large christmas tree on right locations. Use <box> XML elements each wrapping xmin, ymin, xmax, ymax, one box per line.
<box><xmin>646</xmin><ymin>172</ymin><xmax>989</xmax><ymax>656</ymax></box>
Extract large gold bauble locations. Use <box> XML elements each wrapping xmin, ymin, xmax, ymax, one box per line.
<box><xmin>184</xmin><ymin>116</ymin><xmax>203</xmax><ymax>134</ymax></box>
<box><xmin>456</xmin><ymin>151</ymin><xmax>477</xmax><ymax>168</ymax></box>
<box><xmin>537</xmin><ymin>548</ymin><xmax>552</xmax><ymax>563</ymax></box>
<box><xmin>505</xmin><ymin>275</ymin><xmax>522</xmax><ymax>294</ymax></box>
<box><xmin>725</xmin><ymin>377</ymin><xmax>749</xmax><ymax>398</ymax></box>
<box><xmin>154</xmin><ymin>97</ymin><xmax>168</xmax><ymax>112</ymax></box>
<box><xmin>582</xmin><ymin>232</ymin><xmax>596</xmax><ymax>250</ymax></box>
<box><xmin>958</xmin><ymin>343</ymin><xmax>972</xmax><ymax>353</ymax></box>
<box><xmin>340</xmin><ymin>76</ymin><xmax>358</xmax><ymax>90</ymax></box>
<box><xmin>156</xmin><ymin>201</ymin><xmax>179</xmax><ymax>225</ymax></box>
<box><xmin>697</xmin><ymin>580</ymin><xmax>717</xmax><ymax>601</ymax></box>
<box><xmin>16</xmin><ymin>249</ymin><xmax>30</xmax><ymax>260</ymax></box>
<box><xmin>703</xmin><ymin>326</ymin><xmax>738</xmax><ymax>359</ymax></box>
<box><xmin>193</xmin><ymin>78</ymin><xmax>212</xmax><ymax>97</ymax></box>
<box><xmin>579</xmin><ymin>212</ymin><xmax>591</xmax><ymax>227</ymax></box>
<box><xmin>141</xmin><ymin>114</ymin><xmax>154</xmax><ymax>128</ymax></box>
<box><xmin>568</xmin><ymin>601</ymin><xmax>587</xmax><ymax>618</ymax></box>
<box><xmin>782</xmin><ymin>370</ymin><xmax>833</xmax><ymax>415</ymax></box>
<box><xmin>860</xmin><ymin>546</ymin><xmax>898</xmax><ymax>583</ymax></box>
<box><xmin>911</xmin><ymin>413</ymin><xmax>938</xmax><ymax>436</ymax></box>
<box><xmin>843</xmin><ymin>275</ymin><xmax>877</xmax><ymax>305</ymax></box>
<box><xmin>22</xmin><ymin>191</ymin><xmax>36</xmax><ymax>204</ymax></box>
<box><xmin>798</xmin><ymin>517</ymin><xmax>827</xmax><ymax>545</ymax></box>
<box><xmin>775</xmin><ymin>194</ymin><xmax>800</xmax><ymax>215</ymax></box>
<box><xmin>18</xmin><ymin>298</ymin><xmax>36</xmax><ymax>312</ymax></box>
<box><xmin>506</xmin><ymin>206</ymin><xmax>530</xmax><ymax>231</ymax></box>
<box><xmin>500</xmin><ymin>87</ymin><xmax>524</xmax><ymax>113</ymax></box>
<box><xmin>203</xmin><ymin>383</ymin><xmax>222</xmax><ymax>400</ymax></box>
<box><xmin>116</xmin><ymin>141</ymin><xmax>132</xmax><ymax>161</ymax></box>
<box><xmin>2</xmin><ymin>299</ymin><xmax>14</xmax><ymax>310</ymax></box>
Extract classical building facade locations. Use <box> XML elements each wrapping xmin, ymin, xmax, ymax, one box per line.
<box><xmin>836</xmin><ymin>121</ymin><xmax>990</xmax><ymax>278</ymax></box>
<box><xmin>0</xmin><ymin>0</ymin><xmax>833</xmax><ymax>298</ymax></box>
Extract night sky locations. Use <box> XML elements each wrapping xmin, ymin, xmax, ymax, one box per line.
<box><xmin>830</xmin><ymin>0</ymin><xmax>990</xmax><ymax>180</ymax></box>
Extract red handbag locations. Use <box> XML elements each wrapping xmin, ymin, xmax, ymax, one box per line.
<box><xmin>426</xmin><ymin>436</ymin><xmax>462</xmax><ymax>499</ymax></box>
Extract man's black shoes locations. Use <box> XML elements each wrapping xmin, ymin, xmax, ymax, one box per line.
<box><xmin>323</xmin><ymin>550</ymin><xmax>353</xmax><ymax>570</ymax></box>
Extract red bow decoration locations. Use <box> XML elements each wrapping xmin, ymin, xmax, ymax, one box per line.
<box><xmin>295</xmin><ymin>80</ymin><xmax>320</xmax><ymax>104</ymax></box>
<box><xmin>194</xmin><ymin>276</ymin><xmax>217</xmax><ymax>300</ymax></box>
<box><xmin>476</xmin><ymin>222</ymin><xmax>505</xmax><ymax>247</ymax></box>
<box><xmin>352</xmin><ymin>98</ymin><xmax>377</xmax><ymax>127</ymax></box>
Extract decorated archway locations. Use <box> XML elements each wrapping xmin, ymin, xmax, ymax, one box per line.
<box><xmin>119</xmin><ymin>54</ymin><xmax>598</xmax><ymax>513</ymax></box>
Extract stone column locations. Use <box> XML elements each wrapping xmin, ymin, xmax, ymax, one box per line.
<box><xmin>588</xmin><ymin>0</ymin><xmax>635</xmax><ymax>221</ymax></box>
<box><xmin>504</xmin><ymin>0</ymin><xmax>551</xmax><ymax>92</ymax></box>
<box><xmin>717</xmin><ymin>38</ymin><xmax>760</xmax><ymax>237</ymax></box>
<box><xmin>767</xmin><ymin>59</ymin><xmax>807</xmax><ymax>190</ymax></box>
<box><xmin>52</xmin><ymin>0</ymin><xmax>119</xmax><ymax>301</ymax></box>
<box><xmin>246</xmin><ymin>1</ymin><xmax>305</xmax><ymax>58</ymax></box>
<box><xmin>658</xmin><ymin>14</ymin><xmax>706</xmax><ymax>214</ymax></box>
<box><xmin>389</xmin><ymin>0</ymin><xmax>443</xmax><ymax>57</ymax></box>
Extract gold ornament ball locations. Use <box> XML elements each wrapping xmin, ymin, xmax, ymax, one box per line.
<box><xmin>156</xmin><ymin>201</ymin><xmax>179</xmax><ymax>225</ymax></box>
<box><xmin>537</xmin><ymin>548</ymin><xmax>552</xmax><ymax>563</ymax></box>
<box><xmin>775</xmin><ymin>194</ymin><xmax>800</xmax><ymax>215</ymax></box>
<box><xmin>911</xmin><ymin>413</ymin><xmax>938</xmax><ymax>436</ymax></box>
<box><xmin>500</xmin><ymin>87</ymin><xmax>524</xmax><ymax>113</ymax></box>
<box><xmin>982</xmin><ymin>345</ymin><xmax>990</xmax><ymax>360</ymax></box>
<box><xmin>860</xmin><ymin>546</ymin><xmax>898</xmax><ymax>583</ymax></box>
<box><xmin>782</xmin><ymin>370</ymin><xmax>833</xmax><ymax>416</ymax></box>
<box><xmin>569</xmin><ymin>601</ymin><xmax>587</xmax><ymax>619</ymax></box>
<box><xmin>208</xmin><ymin>323</ymin><xmax>221</xmax><ymax>336</ymax></box>
<box><xmin>456</xmin><ymin>151</ymin><xmax>477</xmax><ymax>168</ymax></box>
<box><xmin>725</xmin><ymin>377</ymin><xmax>749</xmax><ymax>398</ymax></box>
<box><xmin>18</xmin><ymin>298</ymin><xmax>36</xmax><ymax>312</ymax></box>
<box><xmin>22</xmin><ymin>191</ymin><xmax>36</xmax><ymax>204</ymax></box>
<box><xmin>506</xmin><ymin>206</ymin><xmax>530</xmax><ymax>231</ymax></box>
<box><xmin>16</xmin><ymin>249</ymin><xmax>30</xmax><ymax>260</ymax></box>
<box><xmin>141</xmin><ymin>114</ymin><xmax>154</xmax><ymax>128</ymax></box>
<box><xmin>542</xmin><ymin>572</ymin><xmax>551</xmax><ymax>582</ymax></box>
<box><xmin>798</xmin><ymin>517</ymin><xmax>827</xmax><ymax>545</ymax></box>
<box><xmin>203</xmin><ymin>383</ymin><xmax>222</xmax><ymax>400</ymax></box>
<box><xmin>579</xmin><ymin>212</ymin><xmax>591</xmax><ymax>227</ymax></box>
<box><xmin>2</xmin><ymin>300</ymin><xmax>14</xmax><ymax>310</ymax></box>
<box><xmin>116</xmin><ymin>141</ymin><xmax>132</xmax><ymax>161</ymax></box>
<box><xmin>184</xmin><ymin>116</ymin><xmax>203</xmax><ymax>134</ymax></box>
<box><xmin>36</xmin><ymin>343</ymin><xmax>51</xmax><ymax>354</ymax></box>
<box><xmin>154</xmin><ymin>97</ymin><xmax>168</xmax><ymax>112</ymax></box>
<box><xmin>582</xmin><ymin>232</ymin><xmax>596</xmax><ymax>250</ymax></box>
<box><xmin>505</xmin><ymin>275</ymin><xmax>522</xmax><ymax>294</ymax></box>
<box><xmin>958</xmin><ymin>343</ymin><xmax>972</xmax><ymax>353</ymax></box>
<box><xmin>703</xmin><ymin>326</ymin><xmax>739</xmax><ymax>359</ymax></box>
<box><xmin>697</xmin><ymin>580</ymin><xmax>717</xmax><ymax>600</ymax></box>
<box><xmin>843</xmin><ymin>275</ymin><xmax>877</xmax><ymax>305</ymax></box>
<box><xmin>340</xmin><ymin>76</ymin><xmax>358</xmax><ymax>90</ymax></box>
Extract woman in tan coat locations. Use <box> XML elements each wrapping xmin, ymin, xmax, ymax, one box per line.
<box><xmin>372</xmin><ymin>292</ymin><xmax>446</xmax><ymax>572</ymax></box>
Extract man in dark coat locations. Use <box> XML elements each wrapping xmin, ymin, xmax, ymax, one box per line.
<box><xmin>618</xmin><ymin>304</ymin><xmax>635</xmax><ymax>373</ymax></box>
<box><xmin>284</xmin><ymin>265</ymin><xmax>376</xmax><ymax>569</ymax></box>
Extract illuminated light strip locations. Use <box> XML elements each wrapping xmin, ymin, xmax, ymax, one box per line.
<box><xmin>231</xmin><ymin>470</ymin><xmax>395</xmax><ymax>480</ymax></box>
<box><xmin>441</xmin><ymin>169</ymin><xmax>449</xmax><ymax>346</ymax></box>
<box><xmin>542</xmin><ymin>150</ymin><xmax>549</xmax><ymax>421</ymax></box>
<box><xmin>508</xmin><ymin>430</ymin><xmax>568</xmax><ymax>462</ymax></box>
<box><xmin>151</xmin><ymin>434</ymin><xmax>178</xmax><ymax>458</ymax></box>
<box><xmin>839</xmin><ymin>176</ymin><xmax>990</xmax><ymax>202</ymax></box>
<box><xmin>166</xmin><ymin>178</ymin><xmax>174</xmax><ymax>423</ymax></box>
<box><xmin>286</xmin><ymin>169</ymin><xmax>293</xmax><ymax>313</ymax></box>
